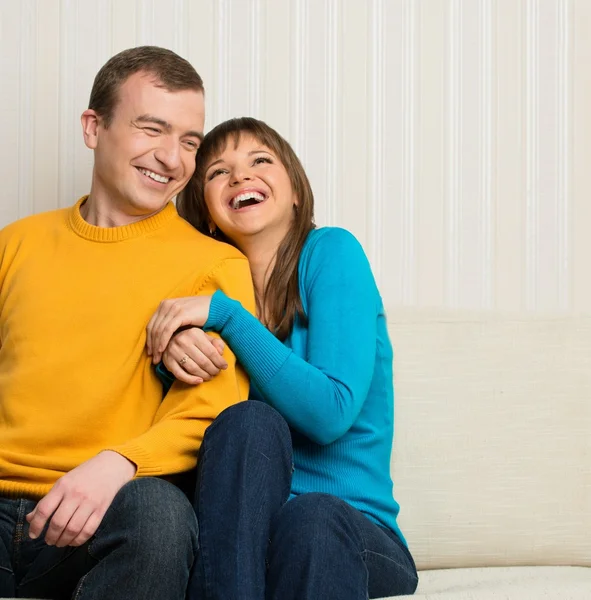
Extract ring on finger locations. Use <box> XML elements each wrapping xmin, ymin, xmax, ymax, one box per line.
<box><xmin>179</xmin><ymin>355</ymin><xmax>189</xmax><ymax>367</ymax></box>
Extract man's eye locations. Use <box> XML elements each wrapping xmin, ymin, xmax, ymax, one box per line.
<box><xmin>144</xmin><ymin>127</ymin><xmax>161</xmax><ymax>134</ymax></box>
<box><xmin>184</xmin><ymin>140</ymin><xmax>199</xmax><ymax>150</ymax></box>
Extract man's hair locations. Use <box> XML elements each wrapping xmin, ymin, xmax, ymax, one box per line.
<box><xmin>88</xmin><ymin>46</ymin><xmax>204</xmax><ymax>127</ymax></box>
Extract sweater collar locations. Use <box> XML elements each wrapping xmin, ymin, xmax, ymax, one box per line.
<box><xmin>68</xmin><ymin>196</ymin><xmax>177</xmax><ymax>242</ymax></box>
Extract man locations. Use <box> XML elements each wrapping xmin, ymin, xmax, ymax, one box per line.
<box><xmin>0</xmin><ymin>46</ymin><xmax>254</xmax><ymax>599</ymax></box>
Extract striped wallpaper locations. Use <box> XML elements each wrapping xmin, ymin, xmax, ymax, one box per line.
<box><xmin>0</xmin><ymin>0</ymin><xmax>589</xmax><ymax>312</ymax></box>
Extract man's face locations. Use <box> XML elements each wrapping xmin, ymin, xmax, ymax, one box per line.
<box><xmin>87</xmin><ymin>71</ymin><xmax>205</xmax><ymax>218</ymax></box>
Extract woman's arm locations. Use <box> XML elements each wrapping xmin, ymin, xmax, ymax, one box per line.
<box><xmin>204</xmin><ymin>229</ymin><xmax>380</xmax><ymax>445</ymax></box>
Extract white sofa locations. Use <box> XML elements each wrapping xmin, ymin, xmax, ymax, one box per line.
<box><xmin>381</xmin><ymin>308</ymin><xmax>591</xmax><ymax>600</ymax></box>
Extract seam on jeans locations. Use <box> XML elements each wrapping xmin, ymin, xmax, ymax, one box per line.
<box><xmin>0</xmin><ymin>565</ymin><xmax>13</xmax><ymax>575</ymax></box>
<box><xmin>360</xmin><ymin>549</ymin><xmax>419</xmax><ymax>582</ymax></box>
<box><xmin>197</xmin><ymin>439</ymin><xmax>214</xmax><ymax>600</ymax></box>
<box><xmin>12</xmin><ymin>499</ymin><xmax>27</xmax><ymax>574</ymax></box>
<box><xmin>72</xmin><ymin>572</ymin><xmax>89</xmax><ymax>600</ymax></box>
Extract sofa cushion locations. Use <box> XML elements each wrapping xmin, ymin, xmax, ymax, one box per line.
<box><xmin>388</xmin><ymin>309</ymin><xmax>591</xmax><ymax>570</ymax></box>
<box><xmin>383</xmin><ymin>566</ymin><xmax>591</xmax><ymax>600</ymax></box>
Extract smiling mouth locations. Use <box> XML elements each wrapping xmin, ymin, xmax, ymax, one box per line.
<box><xmin>230</xmin><ymin>191</ymin><xmax>266</xmax><ymax>210</ymax></box>
<box><xmin>137</xmin><ymin>167</ymin><xmax>171</xmax><ymax>184</ymax></box>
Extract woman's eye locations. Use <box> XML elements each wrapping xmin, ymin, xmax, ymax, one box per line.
<box><xmin>208</xmin><ymin>169</ymin><xmax>227</xmax><ymax>180</ymax></box>
<box><xmin>253</xmin><ymin>156</ymin><xmax>271</xmax><ymax>165</ymax></box>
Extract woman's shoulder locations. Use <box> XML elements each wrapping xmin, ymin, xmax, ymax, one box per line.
<box><xmin>299</xmin><ymin>227</ymin><xmax>375</xmax><ymax>292</ymax></box>
<box><xmin>302</xmin><ymin>226</ymin><xmax>367</xmax><ymax>263</ymax></box>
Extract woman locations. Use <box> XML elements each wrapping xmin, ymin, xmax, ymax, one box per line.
<box><xmin>146</xmin><ymin>117</ymin><xmax>418</xmax><ymax>600</ymax></box>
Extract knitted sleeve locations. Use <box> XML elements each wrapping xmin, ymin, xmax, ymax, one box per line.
<box><xmin>204</xmin><ymin>228</ymin><xmax>379</xmax><ymax>445</ymax></box>
<box><xmin>107</xmin><ymin>256</ymin><xmax>255</xmax><ymax>476</ymax></box>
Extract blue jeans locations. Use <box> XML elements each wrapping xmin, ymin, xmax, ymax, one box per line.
<box><xmin>189</xmin><ymin>401</ymin><xmax>418</xmax><ymax>600</ymax></box>
<box><xmin>0</xmin><ymin>477</ymin><xmax>198</xmax><ymax>599</ymax></box>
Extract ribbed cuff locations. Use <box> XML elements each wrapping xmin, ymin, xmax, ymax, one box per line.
<box><xmin>105</xmin><ymin>444</ymin><xmax>162</xmax><ymax>477</ymax></box>
<box><xmin>204</xmin><ymin>290</ymin><xmax>239</xmax><ymax>332</ymax></box>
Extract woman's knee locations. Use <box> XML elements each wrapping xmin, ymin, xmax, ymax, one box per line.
<box><xmin>271</xmin><ymin>493</ymin><xmax>358</xmax><ymax>550</ymax></box>
<box><xmin>205</xmin><ymin>400</ymin><xmax>291</xmax><ymax>448</ymax></box>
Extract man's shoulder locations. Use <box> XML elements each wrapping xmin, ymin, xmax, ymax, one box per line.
<box><xmin>167</xmin><ymin>216</ymin><xmax>246</xmax><ymax>264</ymax></box>
<box><xmin>0</xmin><ymin>207</ymin><xmax>68</xmax><ymax>243</ymax></box>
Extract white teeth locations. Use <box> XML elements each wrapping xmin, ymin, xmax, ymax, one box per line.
<box><xmin>139</xmin><ymin>168</ymin><xmax>170</xmax><ymax>184</ymax></box>
<box><xmin>231</xmin><ymin>191</ymin><xmax>265</xmax><ymax>209</ymax></box>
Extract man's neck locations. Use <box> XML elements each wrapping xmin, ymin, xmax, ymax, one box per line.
<box><xmin>80</xmin><ymin>194</ymin><xmax>163</xmax><ymax>228</ymax></box>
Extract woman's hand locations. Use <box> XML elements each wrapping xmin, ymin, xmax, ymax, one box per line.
<box><xmin>147</xmin><ymin>296</ymin><xmax>213</xmax><ymax>363</ymax></box>
<box><xmin>162</xmin><ymin>328</ymin><xmax>228</xmax><ymax>385</ymax></box>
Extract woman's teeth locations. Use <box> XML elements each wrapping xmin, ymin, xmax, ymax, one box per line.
<box><xmin>231</xmin><ymin>192</ymin><xmax>265</xmax><ymax>209</ymax></box>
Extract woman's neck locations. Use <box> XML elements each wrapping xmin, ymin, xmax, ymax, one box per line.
<box><xmin>235</xmin><ymin>232</ymin><xmax>283</xmax><ymax>320</ymax></box>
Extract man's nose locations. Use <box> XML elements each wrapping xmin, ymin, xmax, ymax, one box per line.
<box><xmin>154</xmin><ymin>138</ymin><xmax>181</xmax><ymax>171</ymax></box>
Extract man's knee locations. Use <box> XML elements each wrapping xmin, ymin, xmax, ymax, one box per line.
<box><xmin>95</xmin><ymin>478</ymin><xmax>197</xmax><ymax>558</ymax></box>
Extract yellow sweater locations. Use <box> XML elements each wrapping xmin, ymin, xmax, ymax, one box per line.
<box><xmin>0</xmin><ymin>198</ymin><xmax>254</xmax><ymax>500</ymax></box>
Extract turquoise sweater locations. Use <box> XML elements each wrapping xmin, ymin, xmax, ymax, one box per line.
<box><xmin>161</xmin><ymin>227</ymin><xmax>404</xmax><ymax>543</ymax></box>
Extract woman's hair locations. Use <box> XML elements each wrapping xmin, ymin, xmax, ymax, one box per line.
<box><xmin>178</xmin><ymin>117</ymin><xmax>315</xmax><ymax>340</ymax></box>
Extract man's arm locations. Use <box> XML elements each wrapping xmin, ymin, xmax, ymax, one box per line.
<box><xmin>27</xmin><ymin>256</ymin><xmax>255</xmax><ymax>547</ymax></box>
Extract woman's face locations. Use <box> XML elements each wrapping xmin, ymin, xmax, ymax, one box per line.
<box><xmin>202</xmin><ymin>134</ymin><xmax>298</xmax><ymax>246</ymax></box>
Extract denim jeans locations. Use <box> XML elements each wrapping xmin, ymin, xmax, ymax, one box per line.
<box><xmin>189</xmin><ymin>401</ymin><xmax>418</xmax><ymax>600</ymax></box>
<box><xmin>0</xmin><ymin>477</ymin><xmax>198</xmax><ymax>599</ymax></box>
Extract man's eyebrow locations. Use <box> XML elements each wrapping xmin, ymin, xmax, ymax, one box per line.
<box><xmin>135</xmin><ymin>115</ymin><xmax>204</xmax><ymax>141</ymax></box>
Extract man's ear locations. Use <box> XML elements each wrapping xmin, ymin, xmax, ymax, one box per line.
<box><xmin>81</xmin><ymin>109</ymin><xmax>101</xmax><ymax>149</ymax></box>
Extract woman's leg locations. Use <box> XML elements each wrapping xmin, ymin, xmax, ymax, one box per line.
<box><xmin>266</xmin><ymin>493</ymin><xmax>418</xmax><ymax>600</ymax></box>
<box><xmin>188</xmin><ymin>401</ymin><xmax>293</xmax><ymax>600</ymax></box>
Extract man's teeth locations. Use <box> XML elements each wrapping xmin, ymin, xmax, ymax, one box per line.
<box><xmin>231</xmin><ymin>192</ymin><xmax>265</xmax><ymax>209</ymax></box>
<box><xmin>139</xmin><ymin>168</ymin><xmax>170</xmax><ymax>184</ymax></box>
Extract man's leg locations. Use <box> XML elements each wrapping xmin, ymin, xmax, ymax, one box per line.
<box><xmin>18</xmin><ymin>477</ymin><xmax>198</xmax><ymax>600</ymax></box>
<box><xmin>189</xmin><ymin>401</ymin><xmax>293</xmax><ymax>600</ymax></box>
<box><xmin>266</xmin><ymin>493</ymin><xmax>419</xmax><ymax>600</ymax></box>
<box><xmin>0</xmin><ymin>498</ymin><xmax>17</xmax><ymax>597</ymax></box>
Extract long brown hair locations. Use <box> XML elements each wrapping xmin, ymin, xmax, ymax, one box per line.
<box><xmin>178</xmin><ymin>117</ymin><xmax>315</xmax><ymax>340</ymax></box>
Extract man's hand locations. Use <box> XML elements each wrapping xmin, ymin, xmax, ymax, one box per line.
<box><xmin>26</xmin><ymin>450</ymin><xmax>137</xmax><ymax>548</ymax></box>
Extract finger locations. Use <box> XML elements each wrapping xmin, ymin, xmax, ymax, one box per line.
<box><xmin>26</xmin><ymin>489</ymin><xmax>64</xmax><ymax>540</ymax></box>
<box><xmin>163</xmin><ymin>354</ymin><xmax>203</xmax><ymax>386</ymax></box>
<box><xmin>146</xmin><ymin>310</ymin><xmax>160</xmax><ymax>356</ymax></box>
<box><xmin>155</xmin><ymin>316</ymin><xmax>187</xmax><ymax>359</ymax></box>
<box><xmin>54</xmin><ymin>504</ymin><xmax>95</xmax><ymax>548</ymax></box>
<box><xmin>70</xmin><ymin>511</ymin><xmax>103</xmax><ymax>547</ymax></box>
<box><xmin>203</xmin><ymin>335</ymin><xmax>228</xmax><ymax>370</ymax></box>
<box><xmin>177</xmin><ymin>354</ymin><xmax>215</xmax><ymax>380</ymax></box>
<box><xmin>44</xmin><ymin>498</ymin><xmax>81</xmax><ymax>546</ymax></box>
<box><xmin>210</xmin><ymin>336</ymin><xmax>226</xmax><ymax>359</ymax></box>
<box><xmin>164</xmin><ymin>341</ymin><xmax>212</xmax><ymax>379</ymax></box>
<box><xmin>174</xmin><ymin>337</ymin><xmax>220</xmax><ymax>379</ymax></box>
<box><xmin>150</xmin><ymin>302</ymin><xmax>176</xmax><ymax>362</ymax></box>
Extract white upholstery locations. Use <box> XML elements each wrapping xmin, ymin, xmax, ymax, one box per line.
<box><xmin>390</xmin><ymin>566</ymin><xmax>591</xmax><ymax>599</ymax></box>
<box><xmin>382</xmin><ymin>308</ymin><xmax>591</xmax><ymax>598</ymax></box>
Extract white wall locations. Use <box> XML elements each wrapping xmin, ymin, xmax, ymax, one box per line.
<box><xmin>0</xmin><ymin>0</ymin><xmax>589</xmax><ymax>312</ymax></box>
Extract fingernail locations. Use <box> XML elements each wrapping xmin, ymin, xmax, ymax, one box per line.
<box><xmin>196</xmin><ymin>378</ymin><xmax>203</xmax><ymax>384</ymax></box>
<box><xmin>29</xmin><ymin>532</ymin><xmax>37</xmax><ymax>540</ymax></box>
